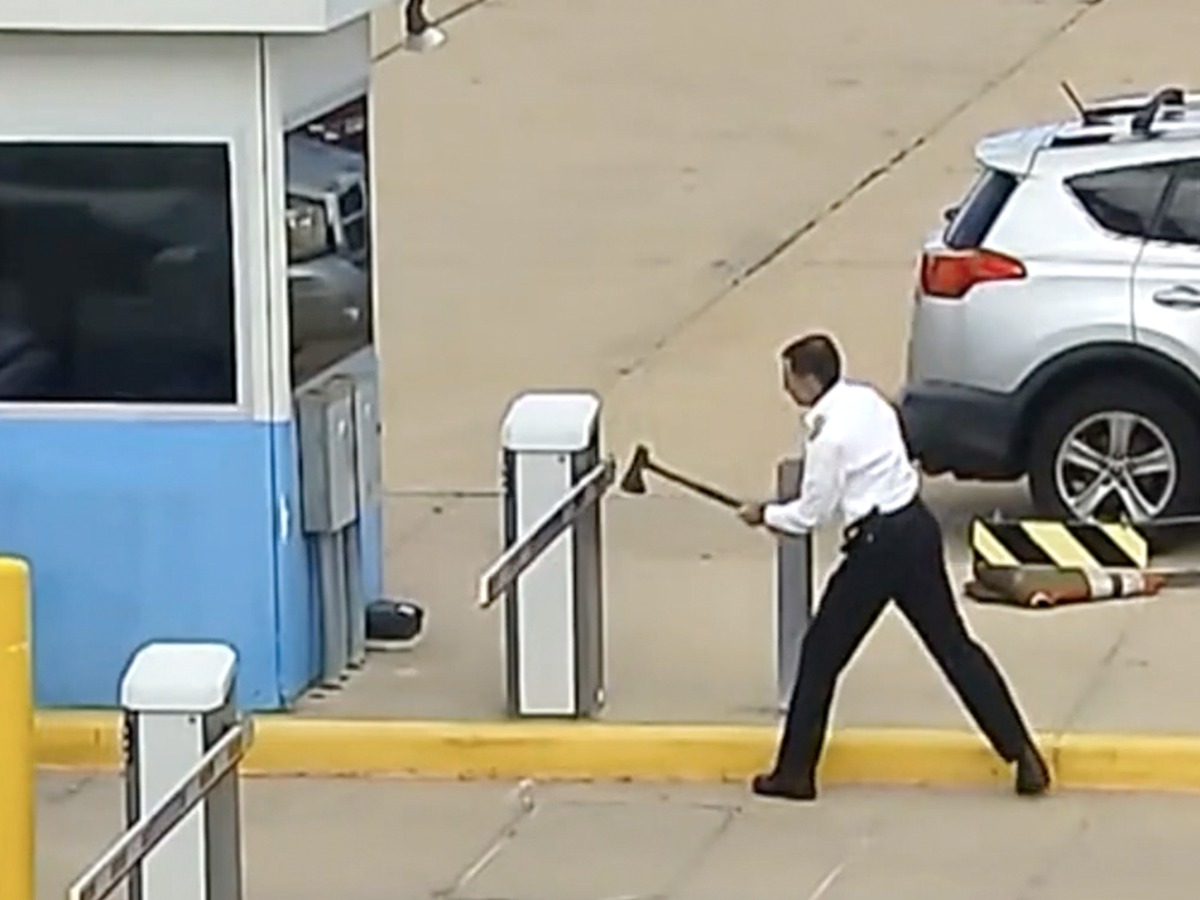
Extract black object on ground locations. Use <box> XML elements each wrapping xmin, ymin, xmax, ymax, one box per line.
<box><xmin>366</xmin><ymin>599</ymin><xmax>425</xmax><ymax>649</ymax></box>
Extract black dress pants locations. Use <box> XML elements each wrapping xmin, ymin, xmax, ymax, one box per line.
<box><xmin>774</xmin><ymin>497</ymin><xmax>1035</xmax><ymax>778</ymax></box>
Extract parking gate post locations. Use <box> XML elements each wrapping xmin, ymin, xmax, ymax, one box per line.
<box><xmin>497</xmin><ymin>391</ymin><xmax>608</xmax><ymax>719</ymax></box>
<box><xmin>774</xmin><ymin>457</ymin><xmax>813</xmax><ymax>712</ymax></box>
<box><xmin>0</xmin><ymin>558</ymin><xmax>33</xmax><ymax>900</ymax></box>
<box><xmin>120</xmin><ymin>643</ymin><xmax>244</xmax><ymax>900</ymax></box>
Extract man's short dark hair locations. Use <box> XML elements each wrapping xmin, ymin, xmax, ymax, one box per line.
<box><xmin>781</xmin><ymin>333</ymin><xmax>842</xmax><ymax>389</ymax></box>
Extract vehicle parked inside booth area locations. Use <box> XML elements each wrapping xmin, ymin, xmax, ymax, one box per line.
<box><xmin>900</xmin><ymin>85</ymin><xmax>1200</xmax><ymax>525</ymax></box>
<box><xmin>285</xmin><ymin>128</ymin><xmax>371</xmax><ymax>376</ymax></box>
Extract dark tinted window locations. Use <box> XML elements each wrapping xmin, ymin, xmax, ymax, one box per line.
<box><xmin>0</xmin><ymin>142</ymin><xmax>235</xmax><ymax>404</ymax></box>
<box><xmin>945</xmin><ymin>167</ymin><xmax>1018</xmax><ymax>249</ymax></box>
<box><xmin>287</xmin><ymin>96</ymin><xmax>373</xmax><ymax>385</ymax></box>
<box><xmin>1148</xmin><ymin>162</ymin><xmax>1200</xmax><ymax>246</ymax></box>
<box><xmin>1067</xmin><ymin>163</ymin><xmax>1174</xmax><ymax>239</ymax></box>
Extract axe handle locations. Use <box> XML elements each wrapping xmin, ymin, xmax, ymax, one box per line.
<box><xmin>645</xmin><ymin>460</ymin><xmax>742</xmax><ymax>509</ymax></box>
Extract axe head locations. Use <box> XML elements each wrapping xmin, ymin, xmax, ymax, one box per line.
<box><xmin>620</xmin><ymin>444</ymin><xmax>652</xmax><ymax>495</ymax></box>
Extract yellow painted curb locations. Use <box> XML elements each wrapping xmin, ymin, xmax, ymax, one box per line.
<box><xmin>32</xmin><ymin>712</ymin><xmax>1200</xmax><ymax>792</ymax></box>
<box><xmin>36</xmin><ymin>711</ymin><xmax>121</xmax><ymax>769</ymax></box>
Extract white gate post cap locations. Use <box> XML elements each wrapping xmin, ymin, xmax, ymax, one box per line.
<box><xmin>120</xmin><ymin>642</ymin><xmax>238</xmax><ymax>713</ymax></box>
<box><xmin>501</xmin><ymin>391</ymin><xmax>600</xmax><ymax>452</ymax></box>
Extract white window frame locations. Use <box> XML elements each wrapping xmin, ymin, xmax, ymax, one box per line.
<box><xmin>0</xmin><ymin>134</ymin><xmax>249</xmax><ymax>420</ymax></box>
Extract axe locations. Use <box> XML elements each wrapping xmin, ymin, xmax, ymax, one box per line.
<box><xmin>619</xmin><ymin>443</ymin><xmax>742</xmax><ymax>509</ymax></box>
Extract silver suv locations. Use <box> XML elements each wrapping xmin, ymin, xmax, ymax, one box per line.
<box><xmin>900</xmin><ymin>86</ymin><xmax>1200</xmax><ymax>524</ymax></box>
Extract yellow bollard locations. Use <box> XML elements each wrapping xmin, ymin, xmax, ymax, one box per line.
<box><xmin>0</xmin><ymin>557</ymin><xmax>33</xmax><ymax>900</ymax></box>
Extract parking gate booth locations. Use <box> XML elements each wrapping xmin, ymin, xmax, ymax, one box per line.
<box><xmin>0</xmin><ymin>0</ymin><xmax>392</xmax><ymax>712</ymax></box>
<box><xmin>495</xmin><ymin>391</ymin><xmax>609</xmax><ymax>718</ymax></box>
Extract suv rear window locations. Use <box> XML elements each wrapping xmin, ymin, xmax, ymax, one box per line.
<box><xmin>945</xmin><ymin>167</ymin><xmax>1018</xmax><ymax>249</ymax></box>
<box><xmin>1066</xmin><ymin>162</ymin><xmax>1174</xmax><ymax>238</ymax></box>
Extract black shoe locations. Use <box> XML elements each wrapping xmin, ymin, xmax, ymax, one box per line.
<box><xmin>1015</xmin><ymin>745</ymin><xmax>1051</xmax><ymax>796</ymax></box>
<box><xmin>750</xmin><ymin>771</ymin><xmax>817</xmax><ymax>802</ymax></box>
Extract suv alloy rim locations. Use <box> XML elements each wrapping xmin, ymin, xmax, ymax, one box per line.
<box><xmin>1053</xmin><ymin>411</ymin><xmax>1178</xmax><ymax>522</ymax></box>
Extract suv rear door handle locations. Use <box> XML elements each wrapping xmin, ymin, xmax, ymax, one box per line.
<box><xmin>1152</xmin><ymin>285</ymin><xmax>1200</xmax><ymax>308</ymax></box>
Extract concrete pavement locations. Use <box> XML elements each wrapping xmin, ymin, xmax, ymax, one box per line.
<box><xmin>293</xmin><ymin>0</ymin><xmax>1200</xmax><ymax>739</ymax></box>
<box><xmin>301</xmin><ymin>488</ymin><xmax>1200</xmax><ymax>739</ymax></box>
<box><xmin>372</xmin><ymin>0</ymin><xmax>1097</xmax><ymax>491</ymax></box>
<box><xmin>36</xmin><ymin>774</ymin><xmax>1200</xmax><ymax>899</ymax></box>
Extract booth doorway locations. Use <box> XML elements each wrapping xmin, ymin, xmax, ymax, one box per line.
<box><xmin>284</xmin><ymin>95</ymin><xmax>372</xmax><ymax>387</ymax></box>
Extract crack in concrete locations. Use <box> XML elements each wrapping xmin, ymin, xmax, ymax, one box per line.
<box><xmin>384</xmin><ymin>489</ymin><xmax>502</xmax><ymax>499</ymax></box>
<box><xmin>796</xmin><ymin>814</ymin><xmax>884</xmax><ymax>900</ymax></box>
<box><xmin>436</xmin><ymin>779</ymin><xmax>537</xmax><ymax>899</ymax></box>
<box><xmin>1013</xmin><ymin>813</ymin><xmax>1094</xmax><ymax>900</ymax></box>
<box><xmin>433</xmin><ymin>0</ymin><xmax>495</xmax><ymax>27</ymax></box>
<box><xmin>436</xmin><ymin>791</ymin><xmax>742</xmax><ymax>900</ymax></box>
<box><xmin>608</xmin><ymin>0</ymin><xmax>1112</xmax><ymax>387</ymax></box>
<box><xmin>373</xmin><ymin>0</ymin><xmax>498</xmax><ymax>65</ymax></box>
<box><xmin>1054</xmin><ymin>600</ymin><xmax>1147</xmax><ymax>741</ymax></box>
<box><xmin>40</xmin><ymin>773</ymin><xmax>97</xmax><ymax>805</ymax></box>
<box><xmin>652</xmin><ymin>803</ymin><xmax>741</xmax><ymax>900</ymax></box>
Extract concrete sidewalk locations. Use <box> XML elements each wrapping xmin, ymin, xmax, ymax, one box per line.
<box><xmin>296</xmin><ymin>484</ymin><xmax>1200</xmax><ymax>739</ymax></box>
<box><xmin>36</xmin><ymin>774</ymin><xmax>1200</xmax><ymax>900</ymax></box>
<box><xmin>373</xmin><ymin>0</ymin><xmax>1103</xmax><ymax>492</ymax></box>
<box><xmin>335</xmin><ymin>0</ymin><xmax>1200</xmax><ymax>740</ymax></box>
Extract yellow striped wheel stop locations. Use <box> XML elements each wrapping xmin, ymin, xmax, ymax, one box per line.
<box><xmin>970</xmin><ymin>518</ymin><xmax>1148</xmax><ymax>570</ymax></box>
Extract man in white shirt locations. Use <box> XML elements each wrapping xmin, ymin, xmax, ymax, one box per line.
<box><xmin>737</xmin><ymin>333</ymin><xmax>1050</xmax><ymax>801</ymax></box>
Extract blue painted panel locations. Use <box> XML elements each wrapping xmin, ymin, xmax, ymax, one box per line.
<box><xmin>270</xmin><ymin>420</ymin><xmax>319</xmax><ymax>702</ymax></box>
<box><xmin>0</xmin><ymin>416</ymin><xmax>304</xmax><ymax>711</ymax></box>
<box><xmin>0</xmin><ymin>352</ymin><xmax>389</xmax><ymax>711</ymax></box>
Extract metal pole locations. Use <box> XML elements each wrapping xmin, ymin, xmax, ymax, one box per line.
<box><xmin>317</xmin><ymin>533</ymin><xmax>348</xmax><ymax>687</ymax></box>
<box><xmin>774</xmin><ymin>458</ymin><xmax>813</xmax><ymax>713</ymax></box>
<box><xmin>343</xmin><ymin>520</ymin><xmax>367</xmax><ymax>668</ymax></box>
<box><xmin>331</xmin><ymin>528</ymin><xmax>352</xmax><ymax>671</ymax></box>
<box><xmin>0</xmin><ymin>557</ymin><xmax>33</xmax><ymax>900</ymax></box>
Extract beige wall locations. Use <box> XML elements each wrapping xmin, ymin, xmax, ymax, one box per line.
<box><xmin>369</xmin><ymin>1</ymin><xmax>403</xmax><ymax>58</ymax></box>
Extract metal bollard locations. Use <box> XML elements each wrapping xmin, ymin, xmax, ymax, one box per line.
<box><xmin>774</xmin><ymin>458</ymin><xmax>813</xmax><ymax>713</ymax></box>
<box><xmin>0</xmin><ymin>557</ymin><xmax>33</xmax><ymax>900</ymax></box>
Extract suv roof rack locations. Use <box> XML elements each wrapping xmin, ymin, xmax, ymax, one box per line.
<box><xmin>1051</xmin><ymin>82</ymin><xmax>1197</xmax><ymax>147</ymax></box>
<box><xmin>1130</xmin><ymin>86</ymin><xmax>1186</xmax><ymax>135</ymax></box>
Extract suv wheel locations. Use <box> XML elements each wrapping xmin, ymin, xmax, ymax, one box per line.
<box><xmin>1028</xmin><ymin>379</ymin><xmax>1200</xmax><ymax>523</ymax></box>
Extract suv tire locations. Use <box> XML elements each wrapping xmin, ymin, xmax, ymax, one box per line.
<box><xmin>1027</xmin><ymin>378</ymin><xmax>1200</xmax><ymax>524</ymax></box>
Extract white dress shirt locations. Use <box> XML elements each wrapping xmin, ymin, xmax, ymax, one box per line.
<box><xmin>763</xmin><ymin>379</ymin><xmax>919</xmax><ymax>536</ymax></box>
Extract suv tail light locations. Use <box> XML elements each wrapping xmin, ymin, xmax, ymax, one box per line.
<box><xmin>919</xmin><ymin>248</ymin><xmax>1026</xmax><ymax>299</ymax></box>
